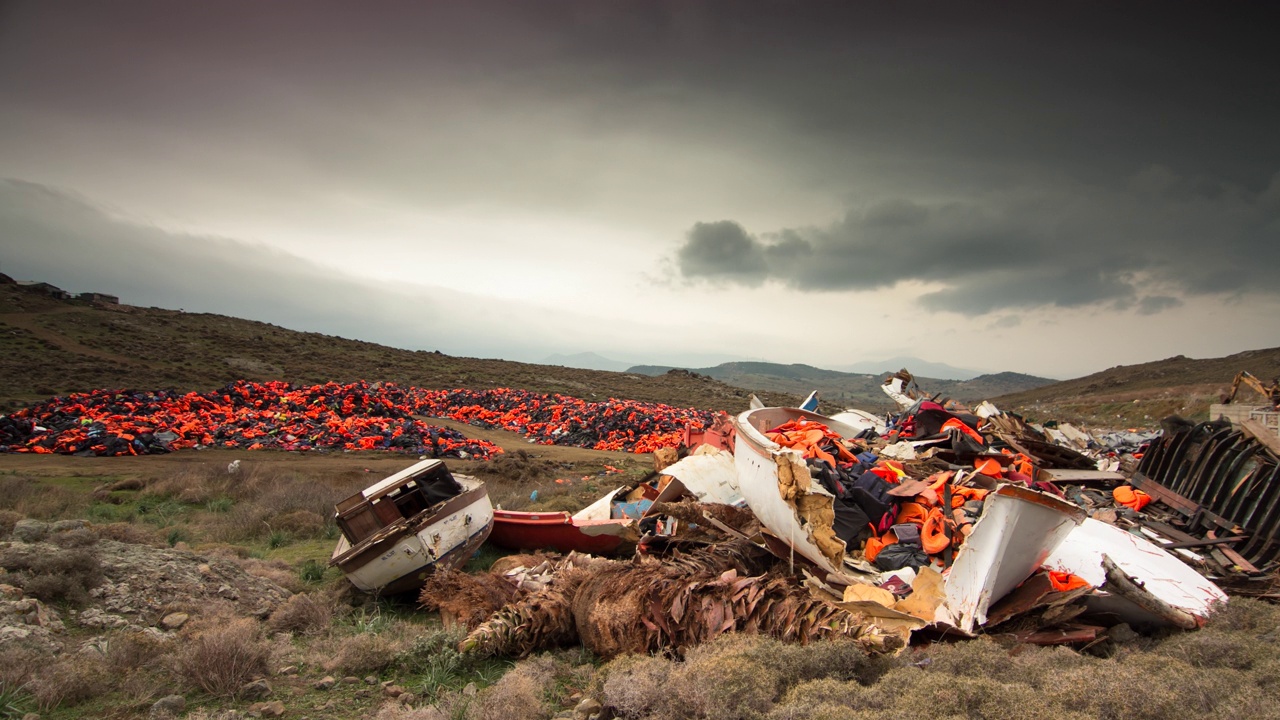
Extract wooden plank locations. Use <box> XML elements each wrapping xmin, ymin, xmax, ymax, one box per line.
<box><xmin>1040</xmin><ymin>468</ymin><xmax>1128</xmax><ymax>485</ymax></box>
<box><xmin>1240</xmin><ymin>419</ymin><xmax>1280</xmax><ymax>458</ymax></box>
<box><xmin>1207</xmin><ymin>529</ymin><xmax>1261</xmax><ymax>573</ymax></box>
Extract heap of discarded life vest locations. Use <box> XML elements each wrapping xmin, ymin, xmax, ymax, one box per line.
<box><xmin>423</xmin><ymin>384</ymin><xmax>1235</xmax><ymax>661</ymax></box>
<box><xmin>408</xmin><ymin>387</ymin><xmax>714</xmax><ymax>453</ymax></box>
<box><xmin>0</xmin><ymin>381</ymin><xmax>714</xmax><ymax>458</ymax></box>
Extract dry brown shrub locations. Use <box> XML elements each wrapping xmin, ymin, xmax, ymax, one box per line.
<box><xmin>0</xmin><ymin>544</ymin><xmax>103</xmax><ymax>606</ymax></box>
<box><xmin>26</xmin><ymin>653</ymin><xmax>109</xmax><ymax>711</ymax></box>
<box><xmin>233</xmin><ymin>556</ymin><xmax>304</xmax><ymax>593</ymax></box>
<box><xmin>0</xmin><ymin>476</ymin><xmax>37</xmax><ymax>511</ymax></box>
<box><xmin>197</xmin><ymin>542</ymin><xmax>254</xmax><ymax>559</ymax></box>
<box><xmin>668</xmin><ymin>639</ymin><xmax>780</xmax><ymax>720</ymax></box>
<box><xmin>144</xmin><ymin>466</ymin><xmax>231</xmax><ymax>504</ymax></box>
<box><xmin>856</xmin><ymin>664</ymin><xmax>1078</xmax><ymax>720</ymax></box>
<box><xmin>769</xmin><ymin>678</ymin><xmax>883</xmax><ymax>720</ymax></box>
<box><xmin>470</xmin><ymin>654</ymin><xmax>557</xmax><ymax>720</ymax></box>
<box><xmin>50</xmin><ymin>527</ymin><xmax>97</xmax><ymax>548</ymax></box>
<box><xmin>269</xmin><ymin>509</ymin><xmax>326</xmax><ymax>536</ymax></box>
<box><xmin>106</xmin><ymin>477</ymin><xmax>145</xmax><ymax>492</ymax></box>
<box><xmin>326</xmin><ymin>632</ymin><xmax>402</xmax><ymax>675</ymax></box>
<box><xmin>94</xmin><ymin>521</ymin><xmax>160</xmax><ymax>545</ymax></box>
<box><xmin>0</xmin><ymin>643</ymin><xmax>52</xmax><ymax>689</ymax></box>
<box><xmin>105</xmin><ymin>629</ymin><xmax>175</xmax><ymax>673</ymax></box>
<box><xmin>0</xmin><ymin>509</ymin><xmax>21</xmax><ymax>538</ymax></box>
<box><xmin>267</xmin><ymin>592</ymin><xmax>334</xmax><ymax>635</ymax></box>
<box><xmin>371</xmin><ymin>702</ymin><xmax>454</xmax><ymax>720</ymax></box>
<box><xmin>171</xmin><ymin>617</ymin><xmax>272</xmax><ymax>698</ymax></box>
<box><xmin>204</xmin><ymin>502</ymin><xmax>271</xmax><ymax>542</ymax></box>
<box><xmin>12</xmin><ymin>483</ymin><xmax>89</xmax><ymax>519</ymax></box>
<box><xmin>600</xmin><ymin>654</ymin><xmax>675</xmax><ymax>720</ymax></box>
<box><xmin>1201</xmin><ymin>596</ymin><xmax>1280</xmax><ymax>633</ymax></box>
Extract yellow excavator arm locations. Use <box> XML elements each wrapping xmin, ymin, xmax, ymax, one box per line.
<box><xmin>1227</xmin><ymin>371</ymin><xmax>1280</xmax><ymax>409</ymax></box>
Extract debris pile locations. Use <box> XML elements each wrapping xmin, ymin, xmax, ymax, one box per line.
<box><xmin>432</xmin><ymin>372</ymin><xmax>1260</xmax><ymax>665</ymax></box>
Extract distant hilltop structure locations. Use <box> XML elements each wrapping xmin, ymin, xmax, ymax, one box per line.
<box><xmin>2</xmin><ymin>275</ymin><xmax>119</xmax><ymax>305</ymax></box>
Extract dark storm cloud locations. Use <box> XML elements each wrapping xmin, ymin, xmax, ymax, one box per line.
<box><xmin>676</xmin><ymin>169</ymin><xmax>1280</xmax><ymax>314</ymax></box>
<box><xmin>4</xmin><ymin>2</ymin><xmax>1278</xmax><ymax>210</ymax></box>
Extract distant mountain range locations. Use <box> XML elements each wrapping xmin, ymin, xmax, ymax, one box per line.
<box><xmin>626</xmin><ymin>361</ymin><xmax>1055</xmax><ymax>412</ymax></box>
<box><xmin>833</xmin><ymin>356</ymin><xmax>986</xmax><ymax>381</ymax></box>
<box><xmin>546</xmin><ymin>353</ymin><xmax>1000</xmax><ymax>382</ymax></box>
<box><xmin>541</xmin><ymin>352</ymin><xmax>635</xmax><ymax>373</ymax></box>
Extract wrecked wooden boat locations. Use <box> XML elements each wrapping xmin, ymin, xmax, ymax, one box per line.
<box><xmin>330</xmin><ymin>458</ymin><xmax>493</xmax><ymax>594</ymax></box>
<box><xmin>732</xmin><ymin>406</ymin><xmax>870</xmax><ymax>581</ymax></box>
<box><xmin>488</xmin><ymin>486</ymin><xmax>643</xmax><ymax>555</ymax></box>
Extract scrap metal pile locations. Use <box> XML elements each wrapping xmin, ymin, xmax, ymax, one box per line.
<box><xmin>420</xmin><ymin>371</ymin><xmax>1267</xmax><ymax>661</ymax></box>
<box><xmin>0</xmin><ymin>382</ymin><xmax>713</xmax><ymax>457</ymax></box>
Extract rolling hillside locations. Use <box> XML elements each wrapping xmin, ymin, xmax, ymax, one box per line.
<box><xmin>0</xmin><ymin>281</ymin><xmax>797</xmax><ymax>412</ymax></box>
<box><xmin>627</xmin><ymin>361</ymin><xmax>1055</xmax><ymax>412</ymax></box>
<box><xmin>992</xmin><ymin>348</ymin><xmax>1280</xmax><ymax>425</ymax></box>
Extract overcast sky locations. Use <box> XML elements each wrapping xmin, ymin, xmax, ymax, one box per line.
<box><xmin>2</xmin><ymin>1</ymin><xmax>1278</xmax><ymax>380</ymax></box>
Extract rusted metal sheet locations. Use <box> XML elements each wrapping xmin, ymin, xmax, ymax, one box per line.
<box><xmin>1134</xmin><ymin>420</ymin><xmax>1280</xmax><ymax>566</ymax></box>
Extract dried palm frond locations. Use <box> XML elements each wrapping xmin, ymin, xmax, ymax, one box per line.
<box><xmin>576</xmin><ymin>560</ymin><xmax>898</xmax><ymax>660</ymax></box>
<box><xmin>647</xmin><ymin>500</ymin><xmax>762</xmax><ymax>540</ymax></box>
<box><xmin>462</xmin><ymin>542</ymin><xmax>899</xmax><ymax>661</ymax></box>
<box><xmin>418</xmin><ymin>568</ymin><xmax>521</xmax><ymax>630</ymax></box>
<box><xmin>459</xmin><ymin>554</ymin><xmax>614</xmax><ymax>658</ymax></box>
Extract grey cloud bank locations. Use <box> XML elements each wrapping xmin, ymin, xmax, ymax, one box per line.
<box><xmin>677</xmin><ymin>170</ymin><xmax>1280</xmax><ymax>315</ymax></box>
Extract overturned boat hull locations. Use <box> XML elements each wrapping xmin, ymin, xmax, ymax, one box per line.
<box><xmin>330</xmin><ymin>459</ymin><xmax>493</xmax><ymax>594</ymax></box>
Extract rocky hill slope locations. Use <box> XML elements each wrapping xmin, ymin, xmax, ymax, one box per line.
<box><xmin>992</xmin><ymin>348</ymin><xmax>1280</xmax><ymax>425</ymax></box>
<box><xmin>0</xmin><ymin>281</ymin><xmax>796</xmax><ymax>411</ymax></box>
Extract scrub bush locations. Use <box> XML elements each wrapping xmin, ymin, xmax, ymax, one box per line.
<box><xmin>267</xmin><ymin>592</ymin><xmax>334</xmax><ymax>636</ymax></box>
<box><xmin>0</xmin><ymin>545</ymin><xmax>103</xmax><ymax>606</ymax></box>
<box><xmin>171</xmin><ymin>618</ymin><xmax>271</xmax><ymax>698</ymax></box>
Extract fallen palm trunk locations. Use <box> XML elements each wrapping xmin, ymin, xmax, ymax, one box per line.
<box><xmin>461</xmin><ymin>540</ymin><xmax>901</xmax><ymax>660</ymax></box>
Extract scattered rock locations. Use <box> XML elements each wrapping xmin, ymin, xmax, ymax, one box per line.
<box><xmin>240</xmin><ymin>678</ymin><xmax>272</xmax><ymax>700</ymax></box>
<box><xmin>50</xmin><ymin>519</ymin><xmax>88</xmax><ymax>533</ymax></box>
<box><xmin>343</xmin><ymin>675</ymin><xmax>360</xmax><ymax>684</ymax></box>
<box><xmin>574</xmin><ymin>697</ymin><xmax>603</xmax><ymax>720</ymax></box>
<box><xmin>76</xmin><ymin>607</ymin><xmax>128</xmax><ymax>629</ymax></box>
<box><xmin>363</xmin><ymin>675</ymin><xmax>377</xmax><ymax>685</ymax></box>
<box><xmin>2</xmin><ymin>597</ymin><xmax>60</xmax><ymax>628</ymax></box>
<box><xmin>159</xmin><ymin>612</ymin><xmax>189</xmax><ymax>630</ymax></box>
<box><xmin>149</xmin><ymin>694</ymin><xmax>186</xmax><ymax>718</ymax></box>
<box><xmin>383</xmin><ymin>684</ymin><xmax>406</xmax><ymax>698</ymax></box>
<box><xmin>1106</xmin><ymin>622</ymin><xmax>1140</xmax><ymax>644</ymax></box>
<box><xmin>314</xmin><ymin>676</ymin><xmax>336</xmax><ymax>690</ymax></box>
<box><xmin>12</xmin><ymin>519</ymin><xmax>49</xmax><ymax>543</ymax></box>
<box><xmin>248</xmin><ymin>700</ymin><xmax>285</xmax><ymax>718</ymax></box>
<box><xmin>0</xmin><ymin>584</ymin><xmax>21</xmax><ymax>600</ymax></box>
<box><xmin>399</xmin><ymin>691</ymin><xmax>418</xmax><ymax>706</ymax></box>
<box><xmin>279</xmin><ymin>665</ymin><xmax>299</xmax><ymax>676</ymax></box>
<box><xmin>0</xmin><ymin>623</ymin><xmax>63</xmax><ymax>655</ymax></box>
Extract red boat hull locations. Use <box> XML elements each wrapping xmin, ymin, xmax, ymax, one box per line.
<box><xmin>488</xmin><ymin>509</ymin><xmax>634</xmax><ymax>555</ymax></box>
